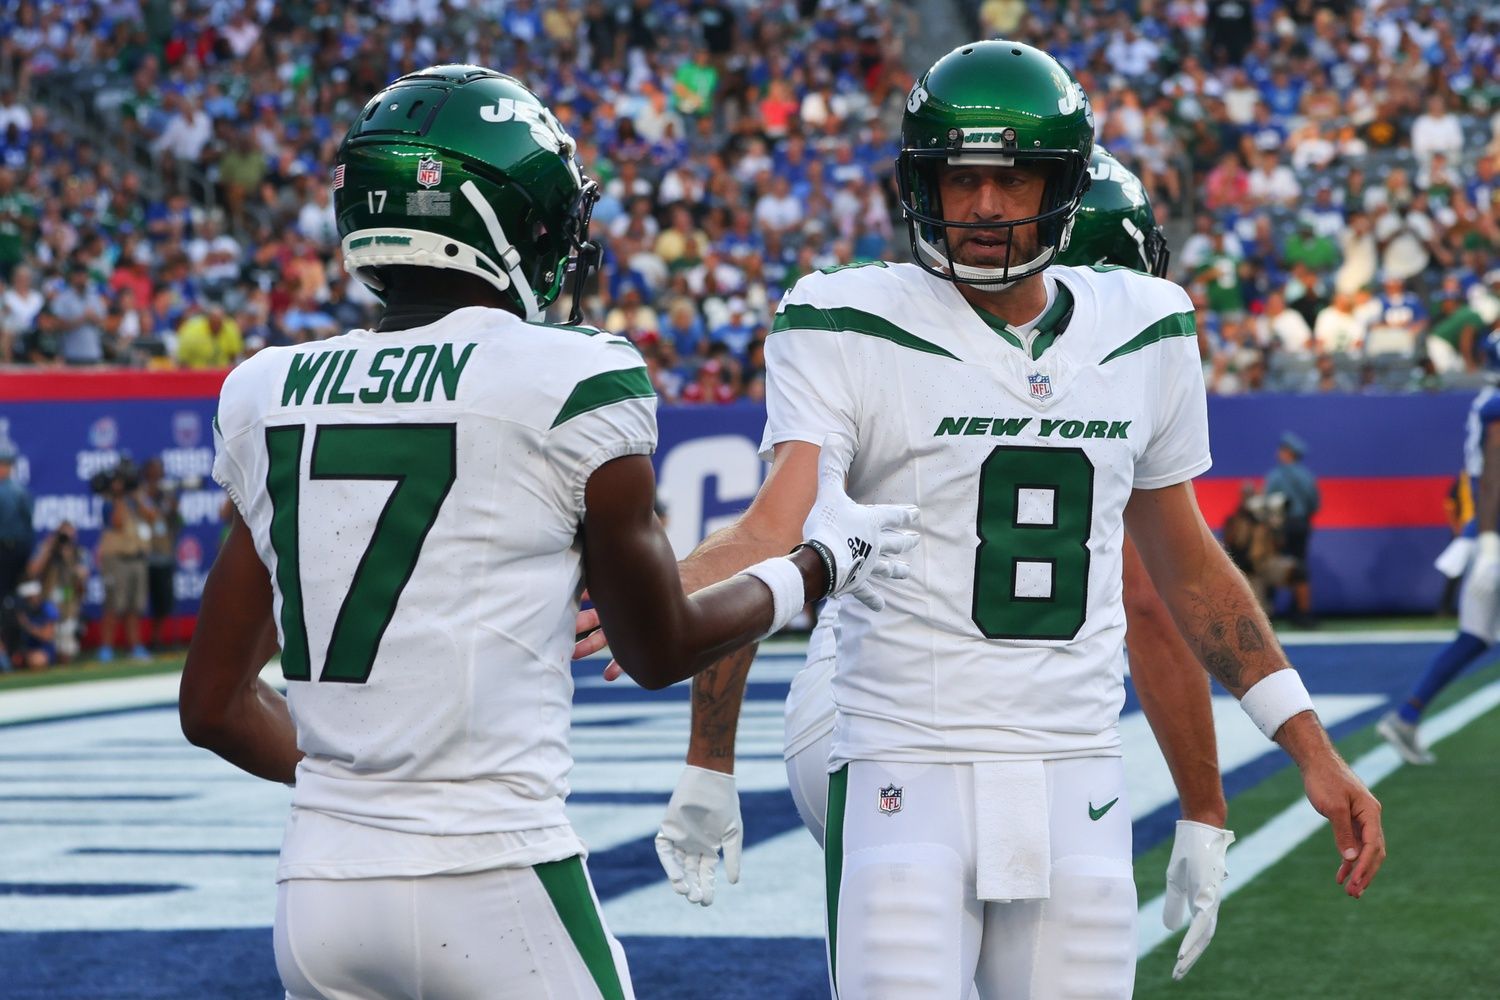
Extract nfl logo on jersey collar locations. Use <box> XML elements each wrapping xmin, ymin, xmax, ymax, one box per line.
<box><xmin>1027</xmin><ymin>370</ymin><xmax>1053</xmax><ymax>402</ymax></box>
<box><xmin>878</xmin><ymin>784</ymin><xmax>903</xmax><ymax>815</ymax></box>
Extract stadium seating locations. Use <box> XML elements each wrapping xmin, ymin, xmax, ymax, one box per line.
<box><xmin>0</xmin><ymin>0</ymin><xmax>1494</xmax><ymax>399</ymax></box>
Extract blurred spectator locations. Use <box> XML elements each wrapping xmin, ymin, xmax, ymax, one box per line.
<box><xmin>1264</xmin><ymin>432</ymin><xmax>1320</xmax><ymax>627</ymax></box>
<box><xmin>95</xmin><ymin>462</ymin><xmax>151</xmax><ymax>662</ymax></box>
<box><xmin>175</xmin><ymin>303</ymin><xmax>242</xmax><ymax>369</ymax></box>
<box><xmin>10</xmin><ymin>578</ymin><xmax>55</xmax><ymax>671</ymax></box>
<box><xmin>11</xmin><ymin>579</ymin><xmax>56</xmax><ymax>671</ymax></box>
<box><xmin>1411</xmin><ymin>95</ymin><xmax>1465</xmax><ymax>167</ymax></box>
<box><xmin>1313</xmin><ymin>291</ymin><xmax>1368</xmax><ymax>354</ymax></box>
<box><xmin>1257</xmin><ymin>290</ymin><xmax>1314</xmax><ymax>356</ymax></box>
<box><xmin>1367</xmin><ymin>274</ymin><xmax>1429</xmax><ymax>357</ymax></box>
<box><xmin>25</xmin><ymin>520</ymin><xmax>87</xmax><ymax>664</ymax></box>
<box><xmin>138</xmin><ymin>457</ymin><xmax>182</xmax><ymax>650</ymax></box>
<box><xmin>1</xmin><ymin>263</ymin><xmax>42</xmax><ymax>361</ymax></box>
<box><xmin>51</xmin><ymin>263</ymin><xmax>109</xmax><ymax>364</ymax></box>
<box><xmin>0</xmin><ymin>440</ymin><xmax>33</xmax><ymax>660</ymax></box>
<box><xmin>1302</xmin><ymin>353</ymin><xmax>1357</xmax><ymax>394</ymax></box>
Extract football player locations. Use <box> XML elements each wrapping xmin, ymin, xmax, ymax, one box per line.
<box><xmin>178</xmin><ymin>66</ymin><xmax>917</xmax><ymax>1000</ymax></box>
<box><xmin>579</xmin><ymin>43</ymin><xmax>1383</xmax><ymax>998</ymax></box>
<box><xmin>1379</xmin><ymin>345</ymin><xmax>1500</xmax><ymax>764</ymax></box>
<box><xmin>647</xmin><ymin>147</ymin><xmax>1233</xmax><ymax>984</ymax></box>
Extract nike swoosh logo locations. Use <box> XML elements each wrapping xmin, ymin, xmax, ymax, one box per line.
<box><xmin>1088</xmin><ymin>797</ymin><xmax>1119</xmax><ymax>821</ymax></box>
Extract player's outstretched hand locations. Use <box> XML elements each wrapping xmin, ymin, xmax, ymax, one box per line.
<box><xmin>656</xmin><ymin>766</ymin><xmax>743</xmax><ymax>906</ymax></box>
<box><xmin>1163</xmin><ymin>820</ymin><xmax>1235</xmax><ymax>980</ymax></box>
<box><xmin>1300</xmin><ymin>753</ymin><xmax>1385</xmax><ymax>898</ymax></box>
<box><xmin>801</xmin><ymin>434</ymin><xmax>919</xmax><ymax>611</ymax></box>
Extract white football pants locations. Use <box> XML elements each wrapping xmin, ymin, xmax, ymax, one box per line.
<box><xmin>275</xmin><ymin>857</ymin><xmax>634</xmax><ymax>1000</ymax></box>
<box><xmin>818</xmin><ymin>756</ymin><xmax>1136</xmax><ymax>1000</ymax></box>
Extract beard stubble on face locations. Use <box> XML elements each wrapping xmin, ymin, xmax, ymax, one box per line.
<box><xmin>946</xmin><ymin>221</ymin><xmax>1041</xmax><ymax>271</ymax></box>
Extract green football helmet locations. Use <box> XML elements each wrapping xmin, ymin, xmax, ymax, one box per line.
<box><xmin>1057</xmin><ymin>147</ymin><xmax>1171</xmax><ymax>277</ymax></box>
<box><xmin>334</xmin><ymin>65</ymin><xmax>600</xmax><ymax>323</ymax></box>
<box><xmin>897</xmin><ymin>40</ymin><xmax>1095</xmax><ymax>288</ymax></box>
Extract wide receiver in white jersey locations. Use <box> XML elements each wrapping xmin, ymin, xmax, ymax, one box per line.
<box><xmin>178</xmin><ymin>66</ymin><xmax>918</xmax><ymax>1000</ymax></box>
<box><xmin>579</xmin><ymin>41</ymin><xmax>1384</xmax><ymax>998</ymax></box>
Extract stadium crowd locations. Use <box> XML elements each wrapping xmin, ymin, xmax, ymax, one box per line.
<box><xmin>0</xmin><ymin>0</ymin><xmax>1494</xmax><ymax>401</ymax></box>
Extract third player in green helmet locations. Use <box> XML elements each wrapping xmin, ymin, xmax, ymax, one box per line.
<box><xmin>333</xmin><ymin>64</ymin><xmax>600</xmax><ymax>323</ymax></box>
<box><xmin>897</xmin><ymin>39</ymin><xmax>1095</xmax><ymax>288</ymax></box>
<box><xmin>1058</xmin><ymin>147</ymin><xmax>1172</xmax><ymax>277</ymax></box>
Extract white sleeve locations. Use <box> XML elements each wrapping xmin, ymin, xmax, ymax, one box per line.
<box><xmin>1134</xmin><ymin>334</ymin><xmax>1213</xmax><ymax>490</ymax></box>
<box><xmin>544</xmin><ymin>362</ymin><xmax>659</xmax><ymax>520</ymax></box>
<box><xmin>758</xmin><ymin>329</ymin><xmax>860</xmax><ymax>462</ymax></box>
<box><xmin>210</xmin><ymin>362</ymin><xmax>260</xmax><ymax>518</ymax></box>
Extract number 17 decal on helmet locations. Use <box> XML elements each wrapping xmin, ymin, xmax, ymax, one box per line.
<box><xmin>334</xmin><ymin>65</ymin><xmax>600</xmax><ymax>324</ymax></box>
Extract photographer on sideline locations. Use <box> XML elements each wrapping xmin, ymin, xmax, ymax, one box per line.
<box><xmin>26</xmin><ymin>520</ymin><xmax>89</xmax><ymax>663</ymax></box>
<box><xmin>95</xmin><ymin>459</ymin><xmax>152</xmax><ymax>662</ymax></box>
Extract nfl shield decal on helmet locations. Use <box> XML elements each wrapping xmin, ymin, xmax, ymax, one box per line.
<box><xmin>1027</xmin><ymin>371</ymin><xmax>1053</xmax><ymax>402</ymax></box>
<box><xmin>417</xmin><ymin>156</ymin><xmax>443</xmax><ymax>189</ymax></box>
<box><xmin>878</xmin><ymin>784</ymin><xmax>903</xmax><ymax>815</ymax></box>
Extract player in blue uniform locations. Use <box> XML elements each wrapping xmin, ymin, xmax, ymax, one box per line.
<box><xmin>1379</xmin><ymin>374</ymin><xmax>1500</xmax><ymax>763</ymax></box>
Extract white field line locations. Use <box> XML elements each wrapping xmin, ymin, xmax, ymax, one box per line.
<box><xmin>1137</xmin><ymin>675</ymin><xmax>1500</xmax><ymax>959</ymax></box>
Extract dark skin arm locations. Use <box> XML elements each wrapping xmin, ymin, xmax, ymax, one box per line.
<box><xmin>581</xmin><ymin>454</ymin><xmax>826</xmax><ymax>691</ymax></box>
<box><xmin>667</xmin><ymin>442</ymin><xmax>821</xmax><ymax>772</ymax></box>
<box><xmin>179</xmin><ymin>510</ymin><xmax>300</xmax><ymax>783</ymax></box>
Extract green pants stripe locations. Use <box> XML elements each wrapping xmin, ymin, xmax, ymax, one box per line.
<box><xmin>534</xmin><ymin>856</ymin><xmax>626</xmax><ymax>1000</ymax></box>
<box><xmin>825</xmin><ymin>765</ymin><xmax>849</xmax><ymax>998</ymax></box>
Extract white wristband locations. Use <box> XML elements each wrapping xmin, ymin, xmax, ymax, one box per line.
<box><xmin>1239</xmin><ymin>669</ymin><xmax>1315</xmax><ymax>740</ymax></box>
<box><xmin>739</xmin><ymin>556</ymin><xmax>806</xmax><ymax>638</ymax></box>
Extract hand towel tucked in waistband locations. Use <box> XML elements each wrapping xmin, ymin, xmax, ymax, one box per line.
<box><xmin>973</xmin><ymin>760</ymin><xmax>1050</xmax><ymax>901</ymax></box>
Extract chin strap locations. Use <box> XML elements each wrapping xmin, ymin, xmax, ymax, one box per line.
<box><xmin>460</xmin><ymin>180</ymin><xmax>541</xmax><ymax>322</ymax></box>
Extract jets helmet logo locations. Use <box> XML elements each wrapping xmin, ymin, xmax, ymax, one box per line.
<box><xmin>878</xmin><ymin>784</ymin><xmax>903</xmax><ymax>815</ymax></box>
<box><xmin>480</xmin><ymin>98</ymin><xmax>577</xmax><ymax>157</ymax></box>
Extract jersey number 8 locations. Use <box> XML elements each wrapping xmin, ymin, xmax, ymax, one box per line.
<box><xmin>971</xmin><ymin>445</ymin><xmax>1094</xmax><ymax>640</ymax></box>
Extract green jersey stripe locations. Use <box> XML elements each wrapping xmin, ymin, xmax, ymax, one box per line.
<box><xmin>1099</xmin><ymin>310</ymin><xmax>1196</xmax><ymax>364</ymax></box>
<box><xmin>551</xmin><ymin>367</ymin><xmax>655</xmax><ymax>429</ymax></box>
<box><xmin>773</xmin><ymin>304</ymin><xmax>960</xmax><ymax>361</ymax></box>
<box><xmin>825</xmin><ymin>765</ymin><xmax>849</xmax><ymax>998</ymax></box>
<box><xmin>534</xmin><ymin>857</ymin><xmax>628</xmax><ymax>1000</ymax></box>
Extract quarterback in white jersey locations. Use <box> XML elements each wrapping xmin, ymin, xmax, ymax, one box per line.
<box><xmin>580</xmin><ymin>41</ymin><xmax>1384</xmax><ymax>999</ymax></box>
<box><xmin>179</xmin><ymin>66</ymin><xmax>917</xmax><ymax>1000</ymax></box>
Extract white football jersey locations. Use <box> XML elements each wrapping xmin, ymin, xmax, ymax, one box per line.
<box><xmin>212</xmin><ymin>306</ymin><xmax>656</xmax><ymax>878</ymax></box>
<box><xmin>762</xmin><ymin>263</ymin><xmax>1209</xmax><ymax>764</ymax></box>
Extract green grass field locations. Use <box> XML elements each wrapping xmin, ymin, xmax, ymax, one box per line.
<box><xmin>1137</xmin><ymin>663</ymin><xmax>1500</xmax><ymax>998</ymax></box>
<box><xmin>0</xmin><ymin>655</ymin><xmax>184</xmax><ymax>689</ymax></box>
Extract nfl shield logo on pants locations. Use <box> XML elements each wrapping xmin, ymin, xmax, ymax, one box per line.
<box><xmin>1027</xmin><ymin>371</ymin><xmax>1052</xmax><ymax>402</ymax></box>
<box><xmin>417</xmin><ymin>156</ymin><xmax>443</xmax><ymax>188</ymax></box>
<box><xmin>878</xmin><ymin>784</ymin><xmax>903</xmax><ymax>815</ymax></box>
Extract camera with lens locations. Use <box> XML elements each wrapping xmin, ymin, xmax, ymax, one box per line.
<box><xmin>89</xmin><ymin>455</ymin><xmax>140</xmax><ymax>496</ymax></box>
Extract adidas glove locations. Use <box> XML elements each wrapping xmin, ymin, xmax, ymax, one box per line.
<box><xmin>799</xmin><ymin>434</ymin><xmax>919</xmax><ymax>611</ymax></box>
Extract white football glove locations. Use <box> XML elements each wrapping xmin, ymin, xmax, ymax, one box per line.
<box><xmin>801</xmin><ymin>434</ymin><xmax>919</xmax><ymax>611</ymax></box>
<box><xmin>655</xmin><ymin>766</ymin><xmax>743</xmax><ymax>907</ymax></box>
<box><xmin>1163</xmin><ymin>820</ymin><xmax>1235</xmax><ymax>980</ymax></box>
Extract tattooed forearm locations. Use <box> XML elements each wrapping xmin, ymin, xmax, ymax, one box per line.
<box><xmin>1181</xmin><ymin>590</ymin><xmax>1284</xmax><ymax>697</ymax></box>
<box><xmin>686</xmin><ymin>643</ymin><xmax>757</xmax><ymax>770</ymax></box>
